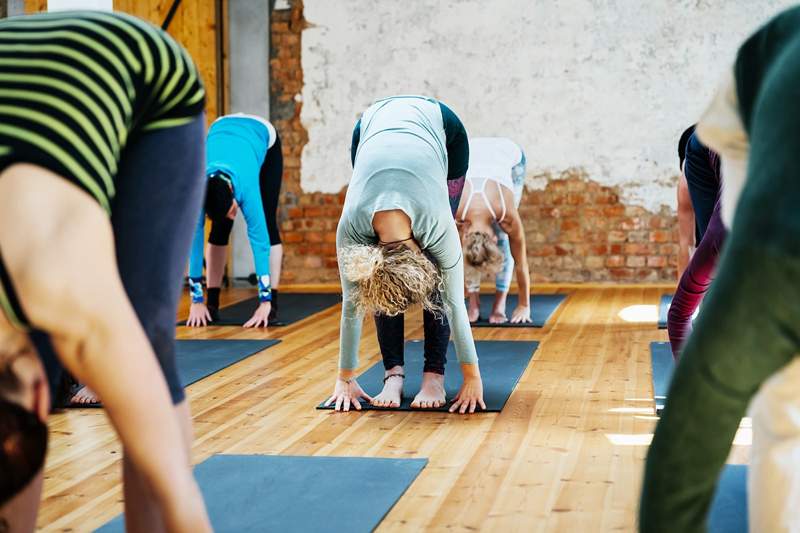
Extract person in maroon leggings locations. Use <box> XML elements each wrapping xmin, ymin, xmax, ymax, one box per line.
<box><xmin>667</xmin><ymin>134</ymin><xmax>725</xmax><ymax>359</ymax></box>
<box><xmin>667</xmin><ymin>198</ymin><xmax>726</xmax><ymax>358</ymax></box>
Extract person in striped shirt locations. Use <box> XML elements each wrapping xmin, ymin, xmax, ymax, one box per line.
<box><xmin>0</xmin><ymin>11</ymin><xmax>210</xmax><ymax>532</ymax></box>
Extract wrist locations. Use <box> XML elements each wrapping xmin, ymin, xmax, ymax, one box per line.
<box><xmin>460</xmin><ymin>362</ymin><xmax>481</xmax><ymax>378</ymax></box>
<box><xmin>338</xmin><ymin>368</ymin><xmax>357</xmax><ymax>380</ymax></box>
<box><xmin>189</xmin><ymin>277</ymin><xmax>204</xmax><ymax>304</ymax></box>
<box><xmin>257</xmin><ymin>274</ymin><xmax>272</xmax><ymax>302</ymax></box>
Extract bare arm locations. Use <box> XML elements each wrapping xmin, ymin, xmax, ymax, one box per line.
<box><xmin>0</xmin><ymin>166</ymin><xmax>208</xmax><ymax>532</ymax></box>
<box><xmin>500</xmin><ymin>206</ymin><xmax>530</xmax><ymax>307</ymax></box>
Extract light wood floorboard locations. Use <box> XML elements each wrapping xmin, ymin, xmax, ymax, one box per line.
<box><xmin>37</xmin><ymin>286</ymin><xmax>750</xmax><ymax>532</ymax></box>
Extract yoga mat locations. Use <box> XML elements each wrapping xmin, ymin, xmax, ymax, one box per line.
<box><xmin>65</xmin><ymin>339</ymin><xmax>279</xmax><ymax>409</ymax></box>
<box><xmin>709</xmin><ymin>465</ymin><xmax>748</xmax><ymax>533</ymax></box>
<box><xmin>176</xmin><ymin>339</ymin><xmax>279</xmax><ymax>387</ymax></box>
<box><xmin>96</xmin><ymin>455</ymin><xmax>427</xmax><ymax>533</ymax></box>
<box><xmin>649</xmin><ymin>342</ymin><xmax>674</xmax><ymax>415</ymax></box>
<box><xmin>658</xmin><ymin>293</ymin><xmax>672</xmax><ymax>328</ymax></box>
<box><xmin>179</xmin><ymin>292</ymin><xmax>341</xmax><ymax>327</ymax></box>
<box><xmin>470</xmin><ymin>293</ymin><xmax>567</xmax><ymax>328</ymax></box>
<box><xmin>318</xmin><ymin>340</ymin><xmax>539</xmax><ymax>412</ymax></box>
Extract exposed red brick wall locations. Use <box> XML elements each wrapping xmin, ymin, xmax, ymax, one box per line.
<box><xmin>270</xmin><ymin>0</ymin><xmax>678</xmax><ymax>284</ymax></box>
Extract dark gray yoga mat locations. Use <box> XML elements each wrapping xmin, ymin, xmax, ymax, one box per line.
<box><xmin>318</xmin><ymin>340</ymin><xmax>539</xmax><ymax>412</ymax></box>
<box><xmin>709</xmin><ymin>465</ymin><xmax>748</xmax><ymax>533</ymax></box>
<box><xmin>650</xmin><ymin>342</ymin><xmax>674</xmax><ymax>415</ymax></box>
<box><xmin>96</xmin><ymin>455</ymin><xmax>427</xmax><ymax>533</ymax></box>
<box><xmin>176</xmin><ymin>339</ymin><xmax>279</xmax><ymax>387</ymax></box>
<box><xmin>469</xmin><ymin>293</ymin><xmax>566</xmax><ymax>328</ymax></box>
<box><xmin>179</xmin><ymin>292</ymin><xmax>341</xmax><ymax>327</ymax></box>
<box><xmin>658</xmin><ymin>293</ymin><xmax>672</xmax><ymax>328</ymax></box>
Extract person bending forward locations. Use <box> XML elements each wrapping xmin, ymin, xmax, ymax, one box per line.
<box><xmin>456</xmin><ymin>137</ymin><xmax>531</xmax><ymax>324</ymax></box>
<box><xmin>0</xmin><ymin>11</ymin><xmax>210</xmax><ymax>532</ymax></box>
<box><xmin>186</xmin><ymin>114</ymin><xmax>284</xmax><ymax>328</ymax></box>
<box><xmin>326</xmin><ymin>95</ymin><xmax>485</xmax><ymax>414</ymax></box>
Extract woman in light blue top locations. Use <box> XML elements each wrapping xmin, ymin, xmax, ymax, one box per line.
<box><xmin>324</xmin><ymin>95</ymin><xmax>485</xmax><ymax>414</ymax></box>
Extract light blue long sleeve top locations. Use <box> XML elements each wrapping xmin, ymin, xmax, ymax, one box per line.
<box><xmin>189</xmin><ymin>114</ymin><xmax>275</xmax><ymax>300</ymax></box>
<box><xmin>337</xmin><ymin>95</ymin><xmax>478</xmax><ymax>369</ymax></box>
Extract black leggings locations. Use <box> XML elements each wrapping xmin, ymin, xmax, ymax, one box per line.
<box><xmin>684</xmin><ymin>132</ymin><xmax>721</xmax><ymax>243</ymax></box>
<box><xmin>208</xmin><ymin>134</ymin><xmax>283</xmax><ymax>246</ymax></box>
<box><xmin>373</xmin><ymin>177</ymin><xmax>465</xmax><ymax>376</ymax></box>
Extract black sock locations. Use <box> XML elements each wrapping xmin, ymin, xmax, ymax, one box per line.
<box><xmin>207</xmin><ymin>287</ymin><xmax>221</xmax><ymax>309</ymax></box>
<box><xmin>270</xmin><ymin>289</ymin><xmax>279</xmax><ymax>309</ymax></box>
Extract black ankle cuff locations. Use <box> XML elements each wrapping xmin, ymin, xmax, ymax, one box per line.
<box><xmin>207</xmin><ymin>287</ymin><xmax>221</xmax><ymax>308</ymax></box>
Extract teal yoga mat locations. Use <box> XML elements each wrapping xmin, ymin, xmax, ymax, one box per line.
<box><xmin>649</xmin><ymin>341</ymin><xmax>674</xmax><ymax>415</ymax></box>
<box><xmin>176</xmin><ymin>339</ymin><xmax>279</xmax><ymax>387</ymax></box>
<box><xmin>709</xmin><ymin>465</ymin><xmax>748</xmax><ymax>533</ymax></box>
<box><xmin>179</xmin><ymin>293</ymin><xmax>341</xmax><ymax>327</ymax></box>
<box><xmin>658</xmin><ymin>294</ymin><xmax>672</xmax><ymax>329</ymax></box>
<box><xmin>469</xmin><ymin>293</ymin><xmax>567</xmax><ymax>327</ymax></box>
<box><xmin>318</xmin><ymin>340</ymin><xmax>539</xmax><ymax>412</ymax></box>
<box><xmin>96</xmin><ymin>455</ymin><xmax>427</xmax><ymax>533</ymax></box>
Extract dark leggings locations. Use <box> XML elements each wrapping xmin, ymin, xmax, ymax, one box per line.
<box><xmin>684</xmin><ymin>132</ymin><xmax>720</xmax><ymax>242</ymax></box>
<box><xmin>208</xmin><ymin>134</ymin><xmax>283</xmax><ymax>246</ymax></box>
<box><xmin>374</xmin><ymin>174</ymin><xmax>466</xmax><ymax>376</ymax></box>
<box><xmin>32</xmin><ymin>115</ymin><xmax>207</xmax><ymax>405</ymax></box>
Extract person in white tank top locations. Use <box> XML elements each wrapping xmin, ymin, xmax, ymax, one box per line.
<box><xmin>455</xmin><ymin>138</ymin><xmax>531</xmax><ymax>324</ymax></box>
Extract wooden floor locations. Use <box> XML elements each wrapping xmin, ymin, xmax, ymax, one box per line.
<box><xmin>38</xmin><ymin>286</ymin><xmax>750</xmax><ymax>532</ymax></box>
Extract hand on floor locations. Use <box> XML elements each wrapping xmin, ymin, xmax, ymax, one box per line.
<box><xmin>243</xmin><ymin>302</ymin><xmax>271</xmax><ymax>328</ymax></box>
<box><xmin>510</xmin><ymin>305</ymin><xmax>532</xmax><ymax>324</ymax></box>
<box><xmin>187</xmin><ymin>302</ymin><xmax>212</xmax><ymax>327</ymax></box>
<box><xmin>325</xmin><ymin>377</ymin><xmax>373</xmax><ymax>412</ymax></box>
<box><xmin>450</xmin><ymin>365</ymin><xmax>486</xmax><ymax>414</ymax></box>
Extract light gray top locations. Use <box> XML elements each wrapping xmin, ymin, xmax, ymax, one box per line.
<box><xmin>337</xmin><ymin>95</ymin><xmax>478</xmax><ymax>369</ymax></box>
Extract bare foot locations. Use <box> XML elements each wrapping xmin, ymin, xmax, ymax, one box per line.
<box><xmin>468</xmin><ymin>293</ymin><xmax>481</xmax><ymax>323</ymax></box>
<box><xmin>70</xmin><ymin>385</ymin><xmax>100</xmax><ymax>405</ymax></box>
<box><xmin>488</xmin><ymin>310</ymin><xmax>508</xmax><ymax>324</ymax></box>
<box><xmin>371</xmin><ymin>367</ymin><xmax>404</xmax><ymax>408</ymax></box>
<box><xmin>411</xmin><ymin>372</ymin><xmax>446</xmax><ymax>409</ymax></box>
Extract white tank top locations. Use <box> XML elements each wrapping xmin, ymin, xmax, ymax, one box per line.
<box><xmin>462</xmin><ymin>137</ymin><xmax>523</xmax><ymax>223</ymax></box>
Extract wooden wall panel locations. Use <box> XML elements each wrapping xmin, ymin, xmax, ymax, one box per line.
<box><xmin>24</xmin><ymin>0</ymin><xmax>47</xmax><ymax>12</ymax></box>
<box><xmin>22</xmin><ymin>0</ymin><xmax>222</xmax><ymax>122</ymax></box>
<box><xmin>114</xmin><ymin>0</ymin><xmax>221</xmax><ymax>122</ymax></box>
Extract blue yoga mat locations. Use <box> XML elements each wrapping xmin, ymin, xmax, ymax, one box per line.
<box><xmin>658</xmin><ymin>294</ymin><xmax>672</xmax><ymax>328</ymax></box>
<box><xmin>709</xmin><ymin>465</ymin><xmax>748</xmax><ymax>533</ymax></box>
<box><xmin>318</xmin><ymin>340</ymin><xmax>539</xmax><ymax>412</ymax></box>
<box><xmin>176</xmin><ymin>339</ymin><xmax>279</xmax><ymax>387</ymax></box>
<box><xmin>96</xmin><ymin>455</ymin><xmax>427</xmax><ymax>533</ymax></box>
<box><xmin>470</xmin><ymin>293</ymin><xmax>566</xmax><ymax>327</ymax></box>
<box><xmin>649</xmin><ymin>342</ymin><xmax>674</xmax><ymax>415</ymax></box>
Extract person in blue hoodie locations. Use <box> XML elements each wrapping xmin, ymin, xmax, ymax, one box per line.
<box><xmin>186</xmin><ymin>113</ymin><xmax>284</xmax><ymax>328</ymax></box>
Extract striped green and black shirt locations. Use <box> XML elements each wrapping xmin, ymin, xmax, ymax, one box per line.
<box><xmin>0</xmin><ymin>10</ymin><xmax>206</xmax><ymax>212</ymax></box>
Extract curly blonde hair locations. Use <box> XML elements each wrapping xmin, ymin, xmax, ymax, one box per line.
<box><xmin>463</xmin><ymin>231</ymin><xmax>504</xmax><ymax>277</ymax></box>
<box><xmin>339</xmin><ymin>244</ymin><xmax>442</xmax><ymax>316</ymax></box>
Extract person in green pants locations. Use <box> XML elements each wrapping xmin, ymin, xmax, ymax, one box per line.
<box><xmin>640</xmin><ymin>7</ymin><xmax>800</xmax><ymax>533</ymax></box>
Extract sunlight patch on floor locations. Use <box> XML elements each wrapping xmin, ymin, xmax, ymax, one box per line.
<box><xmin>618</xmin><ymin>304</ymin><xmax>658</xmax><ymax>323</ymax></box>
